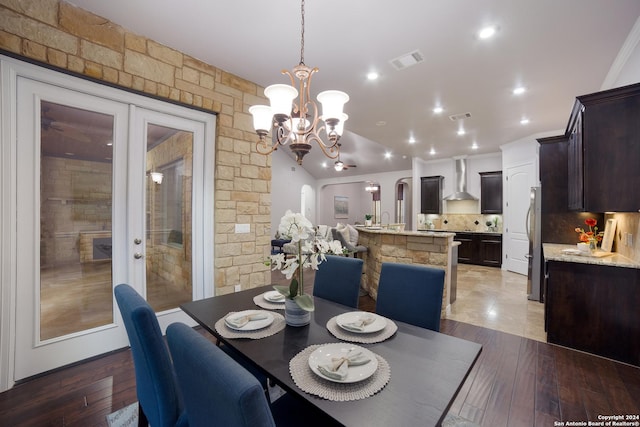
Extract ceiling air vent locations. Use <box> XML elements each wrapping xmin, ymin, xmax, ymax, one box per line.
<box><xmin>448</xmin><ymin>112</ymin><xmax>472</xmax><ymax>121</ymax></box>
<box><xmin>389</xmin><ymin>50</ymin><xmax>425</xmax><ymax>70</ymax></box>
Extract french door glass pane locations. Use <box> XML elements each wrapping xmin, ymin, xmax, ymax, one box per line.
<box><xmin>145</xmin><ymin>124</ymin><xmax>193</xmax><ymax>311</ymax></box>
<box><xmin>40</xmin><ymin>101</ymin><xmax>114</xmax><ymax>340</ymax></box>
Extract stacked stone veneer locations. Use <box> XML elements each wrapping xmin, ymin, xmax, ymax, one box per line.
<box><xmin>357</xmin><ymin>230</ymin><xmax>453</xmax><ymax>319</ymax></box>
<box><xmin>0</xmin><ymin>0</ymin><xmax>272</xmax><ymax>294</ymax></box>
<box><xmin>40</xmin><ymin>156</ymin><xmax>112</xmax><ymax>266</ymax></box>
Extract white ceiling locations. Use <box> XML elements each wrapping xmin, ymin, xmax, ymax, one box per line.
<box><xmin>68</xmin><ymin>0</ymin><xmax>640</xmax><ymax>179</ymax></box>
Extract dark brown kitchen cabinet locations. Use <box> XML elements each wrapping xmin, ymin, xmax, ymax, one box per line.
<box><xmin>420</xmin><ymin>176</ymin><xmax>443</xmax><ymax>214</ymax></box>
<box><xmin>479</xmin><ymin>171</ymin><xmax>502</xmax><ymax>214</ymax></box>
<box><xmin>566</xmin><ymin>82</ymin><xmax>640</xmax><ymax>212</ymax></box>
<box><xmin>479</xmin><ymin>235</ymin><xmax>502</xmax><ymax>267</ymax></box>
<box><xmin>545</xmin><ymin>260</ymin><xmax>640</xmax><ymax>366</ymax></box>
<box><xmin>538</xmin><ymin>135</ymin><xmax>570</xmax><ymax>214</ymax></box>
<box><xmin>453</xmin><ymin>232</ymin><xmax>474</xmax><ymax>263</ymax></box>
<box><xmin>538</xmin><ymin>135</ymin><xmax>604</xmax><ymax>244</ymax></box>
<box><xmin>453</xmin><ymin>232</ymin><xmax>502</xmax><ymax>267</ymax></box>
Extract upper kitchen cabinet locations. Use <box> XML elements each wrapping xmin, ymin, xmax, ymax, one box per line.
<box><xmin>479</xmin><ymin>171</ymin><xmax>502</xmax><ymax>214</ymax></box>
<box><xmin>420</xmin><ymin>176</ymin><xmax>443</xmax><ymax>214</ymax></box>
<box><xmin>539</xmin><ymin>135</ymin><xmax>569</xmax><ymax>213</ymax></box>
<box><xmin>567</xmin><ymin>82</ymin><xmax>640</xmax><ymax>212</ymax></box>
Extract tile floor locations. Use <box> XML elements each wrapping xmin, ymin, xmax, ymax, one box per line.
<box><xmin>275</xmin><ymin>262</ymin><xmax>547</xmax><ymax>342</ymax></box>
<box><xmin>447</xmin><ymin>264</ymin><xmax>546</xmax><ymax>342</ymax></box>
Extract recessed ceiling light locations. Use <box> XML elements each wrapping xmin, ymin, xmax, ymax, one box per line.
<box><xmin>471</xmin><ymin>142</ymin><xmax>478</xmax><ymax>150</ymax></box>
<box><xmin>513</xmin><ymin>86</ymin><xmax>526</xmax><ymax>95</ymax></box>
<box><xmin>384</xmin><ymin>152</ymin><xmax>392</xmax><ymax>159</ymax></box>
<box><xmin>478</xmin><ymin>26</ymin><xmax>497</xmax><ymax>40</ymax></box>
<box><xmin>106</xmin><ymin>141</ymin><xmax>113</xmax><ymax>147</ymax></box>
<box><xmin>457</xmin><ymin>129</ymin><xmax>466</xmax><ymax>136</ymax></box>
<box><xmin>367</xmin><ymin>72</ymin><xmax>379</xmax><ymax>81</ymax></box>
<box><xmin>409</xmin><ymin>137</ymin><xmax>416</xmax><ymax>144</ymax></box>
<box><xmin>520</xmin><ymin>118</ymin><xmax>530</xmax><ymax>125</ymax></box>
<box><xmin>429</xmin><ymin>148</ymin><xmax>436</xmax><ymax>155</ymax></box>
<box><xmin>321</xmin><ymin>161</ymin><xmax>327</xmax><ymax>168</ymax></box>
<box><xmin>433</xmin><ymin>106</ymin><xmax>443</xmax><ymax>114</ymax></box>
<box><xmin>376</xmin><ymin>121</ymin><xmax>387</xmax><ymax>126</ymax></box>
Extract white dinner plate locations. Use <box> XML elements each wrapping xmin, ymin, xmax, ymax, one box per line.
<box><xmin>308</xmin><ymin>344</ymin><xmax>378</xmax><ymax>383</ymax></box>
<box><xmin>335</xmin><ymin>311</ymin><xmax>387</xmax><ymax>334</ymax></box>
<box><xmin>263</xmin><ymin>290</ymin><xmax>285</xmax><ymax>303</ymax></box>
<box><xmin>224</xmin><ymin>310</ymin><xmax>274</xmax><ymax>331</ymax></box>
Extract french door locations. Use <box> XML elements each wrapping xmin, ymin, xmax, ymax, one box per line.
<box><xmin>9</xmin><ymin>66</ymin><xmax>214</xmax><ymax>381</ymax></box>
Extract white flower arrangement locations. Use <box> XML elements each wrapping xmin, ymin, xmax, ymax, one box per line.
<box><xmin>269</xmin><ymin>210</ymin><xmax>344</xmax><ymax>311</ymax></box>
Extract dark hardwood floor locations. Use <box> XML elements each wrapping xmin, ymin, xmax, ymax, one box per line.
<box><xmin>1</xmin><ymin>292</ymin><xmax>639</xmax><ymax>426</ymax></box>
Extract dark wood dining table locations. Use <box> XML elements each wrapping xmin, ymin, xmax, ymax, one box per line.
<box><xmin>181</xmin><ymin>285</ymin><xmax>482</xmax><ymax>427</ymax></box>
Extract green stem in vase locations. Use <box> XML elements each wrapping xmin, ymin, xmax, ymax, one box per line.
<box><xmin>298</xmin><ymin>239</ymin><xmax>303</xmax><ymax>296</ymax></box>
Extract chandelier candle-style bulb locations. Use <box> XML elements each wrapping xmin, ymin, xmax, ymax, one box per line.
<box><xmin>248</xmin><ymin>105</ymin><xmax>272</xmax><ymax>134</ymax></box>
<box><xmin>317</xmin><ymin>90</ymin><xmax>349</xmax><ymax>122</ymax></box>
<box><xmin>264</xmin><ymin>84</ymin><xmax>298</xmax><ymax>122</ymax></box>
<box><xmin>332</xmin><ymin>113</ymin><xmax>348</xmax><ymax>137</ymax></box>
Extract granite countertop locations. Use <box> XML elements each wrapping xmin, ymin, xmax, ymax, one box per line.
<box><xmin>543</xmin><ymin>243</ymin><xmax>640</xmax><ymax>270</ymax></box>
<box><xmin>356</xmin><ymin>227</ymin><xmax>455</xmax><ymax>237</ymax></box>
<box><xmin>417</xmin><ymin>228</ymin><xmax>503</xmax><ymax>236</ymax></box>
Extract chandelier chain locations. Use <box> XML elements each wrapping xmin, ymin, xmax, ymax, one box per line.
<box><xmin>300</xmin><ymin>0</ymin><xmax>305</xmax><ymax>65</ymax></box>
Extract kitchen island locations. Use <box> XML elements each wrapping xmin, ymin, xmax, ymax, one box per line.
<box><xmin>543</xmin><ymin>243</ymin><xmax>640</xmax><ymax>366</ymax></box>
<box><xmin>356</xmin><ymin>227</ymin><xmax>457</xmax><ymax>317</ymax></box>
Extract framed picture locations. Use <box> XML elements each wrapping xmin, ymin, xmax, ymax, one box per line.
<box><xmin>600</xmin><ymin>218</ymin><xmax>617</xmax><ymax>252</ymax></box>
<box><xmin>334</xmin><ymin>196</ymin><xmax>349</xmax><ymax>218</ymax></box>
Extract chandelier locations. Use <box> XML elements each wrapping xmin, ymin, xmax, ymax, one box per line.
<box><xmin>249</xmin><ymin>0</ymin><xmax>349</xmax><ymax>165</ymax></box>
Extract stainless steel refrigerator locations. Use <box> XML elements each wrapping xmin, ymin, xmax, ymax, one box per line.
<box><xmin>526</xmin><ymin>187</ymin><xmax>542</xmax><ymax>301</ymax></box>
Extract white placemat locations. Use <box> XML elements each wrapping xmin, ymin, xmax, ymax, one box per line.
<box><xmin>253</xmin><ymin>293</ymin><xmax>285</xmax><ymax>310</ymax></box>
<box><xmin>215</xmin><ymin>311</ymin><xmax>285</xmax><ymax>339</ymax></box>
<box><xmin>289</xmin><ymin>344</ymin><xmax>390</xmax><ymax>401</ymax></box>
<box><xmin>326</xmin><ymin>316</ymin><xmax>398</xmax><ymax>344</ymax></box>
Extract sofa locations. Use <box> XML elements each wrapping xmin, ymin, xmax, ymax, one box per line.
<box><xmin>282</xmin><ymin>224</ymin><xmax>367</xmax><ymax>257</ymax></box>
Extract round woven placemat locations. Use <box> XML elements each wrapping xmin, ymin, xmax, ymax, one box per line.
<box><xmin>289</xmin><ymin>343</ymin><xmax>390</xmax><ymax>401</ymax></box>
<box><xmin>215</xmin><ymin>311</ymin><xmax>285</xmax><ymax>339</ymax></box>
<box><xmin>252</xmin><ymin>293</ymin><xmax>285</xmax><ymax>310</ymax></box>
<box><xmin>326</xmin><ymin>316</ymin><xmax>398</xmax><ymax>344</ymax></box>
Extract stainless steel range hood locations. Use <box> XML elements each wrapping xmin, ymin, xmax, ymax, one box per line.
<box><xmin>443</xmin><ymin>157</ymin><xmax>478</xmax><ymax>201</ymax></box>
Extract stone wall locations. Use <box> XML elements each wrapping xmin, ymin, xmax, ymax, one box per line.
<box><xmin>357</xmin><ymin>230</ymin><xmax>453</xmax><ymax>318</ymax></box>
<box><xmin>40</xmin><ymin>156</ymin><xmax>112</xmax><ymax>266</ymax></box>
<box><xmin>0</xmin><ymin>0</ymin><xmax>272</xmax><ymax>294</ymax></box>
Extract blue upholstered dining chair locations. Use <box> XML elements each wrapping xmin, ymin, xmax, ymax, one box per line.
<box><xmin>313</xmin><ymin>255</ymin><xmax>364</xmax><ymax>308</ymax></box>
<box><xmin>375</xmin><ymin>262</ymin><xmax>445</xmax><ymax>331</ymax></box>
<box><xmin>114</xmin><ymin>284</ymin><xmax>187</xmax><ymax>427</ymax></box>
<box><xmin>166</xmin><ymin>323</ymin><xmax>338</xmax><ymax>427</ymax></box>
<box><xmin>167</xmin><ymin>322</ymin><xmax>275</xmax><ymax>427</ymax></box>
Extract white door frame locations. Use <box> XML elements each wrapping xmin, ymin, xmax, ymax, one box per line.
<box><xmin>0</xmin><ymin>55</ymin><xmax>215</xmax><ymax>390</ymax></box>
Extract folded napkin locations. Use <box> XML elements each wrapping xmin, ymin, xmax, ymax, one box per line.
<box><xmin>225</xmin><ymin>311</ymin><xmax>269</xmax><ymax>328</ymax></box>
<box><xmin>341</xmin><ymin>314</ymin><xmax>376</xmax><ymax>332</ymax></box>
<box><xmin>317</xmin><ymin>349</ymin><xmax>371</xmax><ymax>381</ymax></box>
<box><xmin>267</xmin><ymin>292</ymin><xmax>285</xmax><ymax>301</ymax></box>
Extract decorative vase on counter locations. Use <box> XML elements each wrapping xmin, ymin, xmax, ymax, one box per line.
<box><xmin>284</xmin><ymin>298</ymin><xmax>311</xmax><ymax>327</ymax></box>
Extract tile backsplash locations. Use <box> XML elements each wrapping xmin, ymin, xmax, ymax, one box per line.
<box><xmin>418</xmin><ymin>213</ymin><xmax>503</xmax><ymax>233</ymax></box>
<box><xmin>607</xmin><ymin>212</ymin><xmax>640</xmax><ymax>263</ymax></box>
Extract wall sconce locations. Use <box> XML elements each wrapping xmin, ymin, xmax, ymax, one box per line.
<box><xmin>150</xmin><ymin>172</ymin><xmax>163</xmax><ymax>184</ymax></box>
